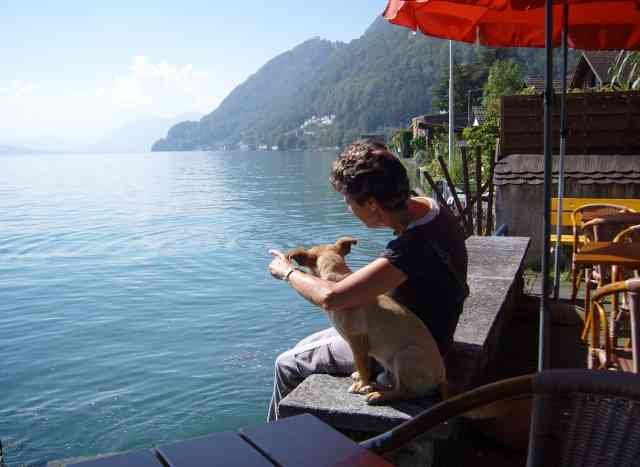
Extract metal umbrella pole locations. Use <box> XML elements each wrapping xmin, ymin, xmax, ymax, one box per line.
<box><xmin>553</xmin><ymin>0</ymin><xmax>569</xmax><ymax>301</ymax></box>
<box><xmin>539</xmin><ymin>0</ymin><xmax>554</xmax><ymax>371</ymax></box>
<box><xmin>448</xmin><ymin>40</ymin><xmax>455</xmax><ymax>169</ymax></box>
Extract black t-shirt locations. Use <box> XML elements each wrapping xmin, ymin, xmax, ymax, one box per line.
<box><xmin>381</xmin><ymin>200</ymin><xmax>468</xmax><ymax>355</ymax></box>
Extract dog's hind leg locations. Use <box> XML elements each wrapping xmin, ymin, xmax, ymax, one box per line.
<box><xmin>347</xmin><ymin>334</ymin><xmax>374</xmax><ymax>394</ymax></box>
<box><xmin>366</xmin><ymin>347</ymin><xmax>444</xmax><ymax>404</ymax></box>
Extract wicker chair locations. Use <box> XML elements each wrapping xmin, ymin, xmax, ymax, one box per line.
<box><xmin>588</xmin><ymin>278</ymin><xmax>640</xmax><ymax>373</ymax></box>
<box><xmin>361</xmin><ymin>369</ymin><xmax>640</xmax><ymax>467</ymax></box>
<box><xmin>612</xmin><ymin>224</ymin><xmax>640</xmax><ymax>282</ymax></box>
<box><xmin>570</xmin><ymin>204</ymin><xmax>636</xmax><ymax>302</ymax></box>
<box><xmin>610</xmin><ymin>225</ymin><xmax>640</xmax><ymax>324</ymax></box>
<box><xmin>575</xmin><ymin>211</ymin><xmax>637</xmax><ymax>344</ymax></box>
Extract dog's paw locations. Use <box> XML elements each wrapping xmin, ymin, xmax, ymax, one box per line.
<box><xmin>350</xmin><ymin>371</ymin><xmax>360</xmax><ymax>381</ymax></box>
<box><xmin>348</xmin><ymin>381</ymin><xmax>374</xmax><ymax>394</ymax></box>
<box><xmin>365</xmin><ymin>391</ymin><xmax>384</xmax><ymax>404</ymax></box>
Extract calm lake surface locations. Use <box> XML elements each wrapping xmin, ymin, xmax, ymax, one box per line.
<box><xmin>0</xmin><ymin>150</ymin><xmax>392</xmax><ymax>466</ymax></box>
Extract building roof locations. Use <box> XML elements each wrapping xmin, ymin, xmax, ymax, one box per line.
<box><xmin>582</xmin><ymin>51</ymin><xmax>620</xmax><ymax>84</ymax></box>
<box><xmin>569</xmin><ymin>51</ymin><xmax>620</xmax><ymax>88</ymax></box>
<box><xmin>413</xmin><ymin>112</ymin><xmax>468</xmax><ymax>131</ymax></box>
<box><xmin>524</xmin><ymin>77</ymin><xmax>564</xmax><ymax>93</ymax></box>
<box><xmin>494</xmin><ymin>154</ymin><xmax>640</xmax><ymax>185</ymax></box>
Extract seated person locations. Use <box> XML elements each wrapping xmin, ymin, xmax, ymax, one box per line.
<box><xmin>267</xmin><ymin>139</ymin><xmax>468</xmax><ymax>421</ymax></box>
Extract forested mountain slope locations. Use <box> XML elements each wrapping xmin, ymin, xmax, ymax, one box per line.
<box><xmin>153</xmin><ymin>17</ymin><xmax>566</xmax><ymax>151</ymax></box>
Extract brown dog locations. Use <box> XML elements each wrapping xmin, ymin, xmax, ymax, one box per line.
<box><xmin>287</xmin><ymin>237</ymin><xmax>446</xmax><ymax>404</ymax></box>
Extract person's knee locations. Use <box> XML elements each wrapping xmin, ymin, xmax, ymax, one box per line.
<box><xmin>275</xmin><ymin>350</ymin><xmax>298</xmax><ymax>378</ymax></box>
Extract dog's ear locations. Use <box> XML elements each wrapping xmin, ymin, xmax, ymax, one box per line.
<box><xmin>335</xmin><ymin>237</ymin><xmax>358</xmax><ymax>256</ymax></box>
<box><xmin>286</xmin><ymin>247</ymin><xmax>316</xmax><ymax>267</ymax></box>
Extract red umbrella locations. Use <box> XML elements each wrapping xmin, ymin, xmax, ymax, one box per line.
<box><xmin>384</xmin><ymin>0</ymin><xmax>640</xmax><ymax>49</ymax></box>
<box><xmin>383</xmin><ymin>0</ymin><xmax>640</xmax><ymax>370</ymax></box>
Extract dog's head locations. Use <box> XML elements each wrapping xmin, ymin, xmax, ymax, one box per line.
<box><xmin>286</xmin><ymin>237</ymin><xmax>357</xmax><ymax>276</ymax></box>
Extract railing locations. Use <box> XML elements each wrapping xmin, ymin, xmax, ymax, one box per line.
<box><xmin>419</xmin><ymin>144</ymin><xmax>497</xmax><ymax>237</ymax></box>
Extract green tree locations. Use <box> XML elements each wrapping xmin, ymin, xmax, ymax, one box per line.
<box><xmin>462</xmin><ymin>113</ymin><xmax>499</xmax><ymax>169</ymax></box>
<box><xmin>432</xmin><ymin>64</ymin><xmax>487</xmax><ymax>116</ymax></box>
<box><xmin>390</xmin><ymin>128</ymin><xmax>413</xmax><ymax>157</ymax></box>
<box><xmin>483</xmin><ymin>59</ymin><xmax>525</xmax><ymax>115</ymax></box>
<box><xmin>461</xmin><ymin>59</ymin><xmax>522</xmax><ymax>174</ymax></box>
<box><xmin>411</xmin><ymin>136</ymin><xmax>427</xmax><ymax>155</ymax></box>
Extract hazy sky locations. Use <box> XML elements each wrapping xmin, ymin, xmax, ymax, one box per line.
<box><xmin>1</xmin><ymin>1</ymin><xmax>386</xmax><ymax>148</ymax></box>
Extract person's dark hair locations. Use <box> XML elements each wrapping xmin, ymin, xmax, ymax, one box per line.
<box><xmin>330</xmin><ymin>139</ymin><xmax>410</xmax><ymax>211</ymax></box>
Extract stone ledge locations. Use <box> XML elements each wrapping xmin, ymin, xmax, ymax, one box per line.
<box><xmin>278</xmin><ymin>374</ymin><xmax>454</xmax><ymax>436</ymax></box>
<box><xmin>466</xmin><ymin>236</ymin><xmax>531</xmax><ymax>281</ymax></box>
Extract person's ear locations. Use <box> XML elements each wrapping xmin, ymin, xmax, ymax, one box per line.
<box><xmin>364</xmin><ymin>198</ymin><xmax>374</xmax><ymax>211</ymax></box>
<box><xmin>335</xmin><ymin>237</ymin><xmax>358</xmax><ymax>256</ymax></box>
<box><xmin>366</xmin><ymin>198</ymin><xmax>382</xmax><ymax>215</ymax></box>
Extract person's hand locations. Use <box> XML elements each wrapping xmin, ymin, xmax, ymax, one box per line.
<box><xmin>268</xmin><ymin>249</ymin><xmax>295</xmax><ymax>281</ymax></box>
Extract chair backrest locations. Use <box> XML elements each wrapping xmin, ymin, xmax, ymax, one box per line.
<box><xmin>362</xmin><ymin>370</ymin><xmax>640</xmax><ymax>467</ymax></box>
<box><xmin>612</xmin><ymin>226</ymin><xmax>640</xmax><ymax>280</ymax></box>
<box><xmin>614</xmin><ymin>224</ymin><xmax>640</xmax><ymax>244</ymax></box>
<box><xmin>576</xmin><ymin>204</ymin><xmax>636</xmax><ymax>244</ymax></box>
<box><xmin>527</xmin><ymin>369</ymin><xmax>640</xmax><ymax>467</ymax></box>
<box><xmin>572</xmin><ymin>202</ymin><xmax>635</xmax><ymax>221</ymax></box>
<box><xmin>552</xmin><ymin>198</ymin><xmax>638</xmax><ymax>228</ymax></box>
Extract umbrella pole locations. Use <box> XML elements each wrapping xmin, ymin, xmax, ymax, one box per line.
<box><xmin>448</xmin><ymin>40</ymin><xmax>454</xmax><ymax>169</ymax></box>
<box><xmin>539</xmin><ymin>0</ymin><xmax>554</xmax><ymax>371</ymax></box>
<box><xmin>553</xmin><ymin>1</ymin><xmax>569</xmax><ymax>301</ymax></box>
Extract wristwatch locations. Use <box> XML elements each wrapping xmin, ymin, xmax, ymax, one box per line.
<box><xmin>284</xmin><ymin>267</ymin><xmax>296</xmax><ymax>282</ymax></box>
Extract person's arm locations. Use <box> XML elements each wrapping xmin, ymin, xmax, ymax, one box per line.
<box><xmin>268</xmin><ymin>250</ymin><xmax>406</xmax><ymax>312</ymax></box>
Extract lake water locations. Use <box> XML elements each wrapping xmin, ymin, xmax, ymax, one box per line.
<box><xmin>0</xmin><ymin>150</ymin><xmax>392</xmax><ymax>466</ymax></box>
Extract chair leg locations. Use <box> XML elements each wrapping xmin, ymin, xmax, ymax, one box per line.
<box><xmin>612</xmin><ymin>266</ymin><xmax>619</xmax><ymax>317</ymax></box>
<box><xmin>581</xmin><ymin>273</ymin><xmax>595</xmax><ymax>343</ymax></box>
<box><xmin>571</xmin><ymin>265</ymin><xmax>583</xmax><ymax>302</ymax></box>
<box><xmin>587</xmin><ymin>349</ymin><xmax>596</xmax><ymax>369</ymax></box>
<box><xmin>630</xmin><ymin>293</ymin><xmax>639</xmax><ymax>374</ymax></box>
<box><xmin>582</xmin><ymin>311</ymin><xmax>592</xmax><ymax>343</ymax></box>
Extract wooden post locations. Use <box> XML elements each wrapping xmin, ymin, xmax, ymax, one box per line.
<box><xmin>421</xmin><ymin>169</ymin><xmax>454</xmax><ymax>218</ymax></box>
<box><xmin>475</xmin><ymin>146</ymin><xmax>483</xmax><ymax>235</ymax></box>
<box><xmin>437</xmin><ymin>156</ymin><xmax>472</xmax><ymax>235</ymax></box>
<box><xmin>485</xmin><ymin>141</ymin><xmax>498</xmax><ymax>235</ymax></box>
<box><xmin>460</xmin><ymin>147</ymin><xmax>473</xmax><ymax>234</ymax></box>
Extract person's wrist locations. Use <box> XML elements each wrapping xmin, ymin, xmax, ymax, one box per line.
<box><xmin>283</xmin><ymin>267</ymin><xmax>297</xmax><ymax>282</ymax></box>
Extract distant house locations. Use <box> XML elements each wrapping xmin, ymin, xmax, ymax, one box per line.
<box><xmin>525</xmin><ymin>51</ymin><xmax>620</xmax><ymax>93</ymax></box>
<box><xmin>570</xmin><ymin>50</ymin><xmax>620</xmax><ymax>89</ymax></box>
<box><xmin>410</xmin><ymin>112</ymin><xmax>468</xmax><ymax>139</ymax></box>
<box><xmin>471</xmin><ymin>106</ymin><xmax>488</xmax><ymax>126</ymax></box>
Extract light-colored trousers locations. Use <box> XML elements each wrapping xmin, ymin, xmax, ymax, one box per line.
<box><xmin>267</xmin><ymin>327</ymin><xmax>357</xmax><ymax>422</ymax></box>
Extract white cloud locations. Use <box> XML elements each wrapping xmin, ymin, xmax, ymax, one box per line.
<box><xmin>97</xmin><ymin>56</ymin><xmax>219</xmax><ymax>113</ymax></box>
<box><xmin>0</xmin><ymin>57</ymin><xmax>242</xmax><ymax>148</ymax></box>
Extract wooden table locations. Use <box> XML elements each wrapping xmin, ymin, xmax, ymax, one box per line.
<box><xmin>69</xmin><ymin>414</ymin><xmax>393</xmax><ymax>467</ymax></box>
<box><xmin>573</xmin><ymin>242</ymin><xmax>640</xmax><ymax>269</ymax></box>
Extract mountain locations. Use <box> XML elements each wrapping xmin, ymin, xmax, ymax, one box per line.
<box><xmin>94</xmin><ymin>113</ymin><xmax>201</xmax><ymax>153</ymax></box>
<box><xmin>153</xmin><ymin>17</ymin><xmax>567</xmax><ymax>152</ymax></box>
